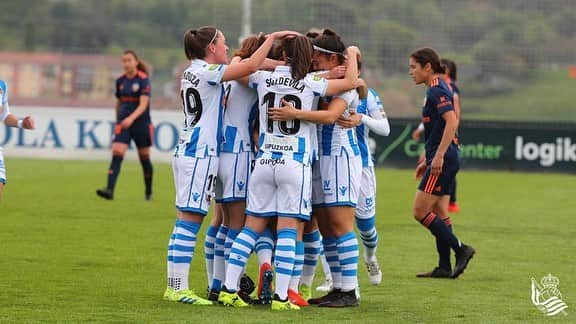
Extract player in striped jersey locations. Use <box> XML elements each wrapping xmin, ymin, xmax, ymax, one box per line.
<box><xmin>220</xmin><ymin>35</ymin><xmax>360</xmax><ymax>311</ymax></box>
<box><xmin>164</xmin><ymin>26</ymin><xmax>290</xmax><ymax>305</ymax></box>
<box><xmin>0</xmin><ymin>80</ymin><xmax>35</xmax><ymax>202</ymax></box>
<box><xmin>206</xmin><ymin>35</ymin><xmax>263</xmax><ymax>301</ymax></box>
<box><xmin>336</xmin><ymin>62</ymin><xmax>390</xmax><ymax>285</ymax></box>
<box><xmin>409</xmin><ymin>48</ymin><xmax>475</xmax><ymax>280</ymax></box>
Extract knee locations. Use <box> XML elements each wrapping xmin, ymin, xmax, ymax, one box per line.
<box><xmin>138</xmin><ymin>153</ymin><xmax>150</xmax><ymax>161</ymax></box>
<box><xmin>412</xmin><ymin>206</ymin><xmax>428</xmax><ymax>221</ymax></box>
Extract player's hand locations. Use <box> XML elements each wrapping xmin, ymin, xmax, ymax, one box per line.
<box><xmin>326</xmin><ymin>65</ymin><xmax>346</xmax><ymax>79</ymax></box>
<box><xmin>346</xmin><ymin>46</ymin><xmax>361</xmax><ymax>60</ymax></box>
<box><xmin>412</xmin><ymin>128</ymin><xmax>422</xmax><ymax>141</ymax></box>
<box><xmin>415</xmin><ymin>161</ymin><xmax>427</xmax><ymax>180</ymax></box>
<box><xmin>120</xmin><ymin>117</ymin><xmax>134</xmax><ymax>129</ymax></box>
<box><xmin>430</xmin><ymin>155</ymin><xmax>443</xmax><ymax>176</ymax></box>
<box><xmin>268</xmin><ymin>99</ymin><xmax>297</xmax><ymax>121</ymax></box>
<box><xmin>336</xmin><ymin>111</ymin><xmax>362</xmax><ymax>128</ymax></box>
<box><xmin>270</xmin><ymin>30</ymin><xmax>302</xmax><ymax>40</ymax></box>
<box><xmin>22</xmin><ymin>116</ymin><xmax>35</xmax><ymax>130</ymax></box>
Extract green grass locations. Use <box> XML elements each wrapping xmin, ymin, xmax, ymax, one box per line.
<box><xmin>464</xmin><ymin>70</ymin><xmax>576</xmax><ymax>122</ymax></box>
<box><xmin>0</xmin><ymin>159</ymin><xmax>575</xmax><ymax>323</ymax></box>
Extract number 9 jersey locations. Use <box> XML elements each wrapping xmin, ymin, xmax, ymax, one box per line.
<box><xmin>173</xmin><ymin>59</ymin><xmax>226</xmax><ymax>215</ymax></box>
<box><xmin>249</xmin><ymin>66</ymin><xmax>328</xmax><ymax>164</ymax></box>
<box><xmin>175</xmin><ymin>59</ymin><xmax>226</xmax><ymax>158</ymax></box>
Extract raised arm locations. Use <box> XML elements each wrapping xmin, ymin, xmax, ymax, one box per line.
<box><xmin>222</xmin><ymin>31</ymin><xmax>299</xmax><ymax>82</ymax></box>
<box><xmin>324</xmin><ymin>46</ymin><xmax>360</xmax><ymax>96</ymax></box>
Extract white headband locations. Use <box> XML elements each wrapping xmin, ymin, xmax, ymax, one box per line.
<box><xmin>313</xmin><ymin>45</ymin><xmax>341</xmax><ymax>55</ymax></box>
<box><xmin>208</xmin><ymin>29</ymin><xmax>219</xmax><ymax>47</ymax></box>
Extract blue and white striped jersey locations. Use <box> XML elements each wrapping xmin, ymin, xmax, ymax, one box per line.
<box><xmin>356</xmin><ymin>88</ymin><xmax>384</xmax><ymax>167</ymax></box>
<box><xmin>249</xmin><ymin>66</ymin><xmax>328</xmax><ymax>164</ymax></box>
<box><xmin>318</xmin><ymin>89</ymin><xmax>360</xmax><ymax>157</ymax></box>
<box><xmin>0</xmin><ymin>80</ymin><xmax>10</xmax><ymax>123</ymax></box>
<box><xmin>221</xmin><ymin>80</ymin><xmax>258</xmax><ymax>153</ymax></box>
<box><xmin>175</xmin><ymin>59</ymin><xmax>227</xmax><ymax>158</ymax></box>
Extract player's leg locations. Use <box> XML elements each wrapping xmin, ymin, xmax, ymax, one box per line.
<box><xmin>414</xmin><ymin>164</ymin><xmax>474</xmax><ymax>279</ymax></box>
<box><xmin>271</xmin><ymin>160</ymin><xmax>312</xmax><ymax>311</ymax></box>
<box><xmin>448</xmin><ymin>177</ymin><xmax>459</xmax><ymax>213</ymax></box>
<box><xmin>0</xmin><ymin>149</ymin><xmax>5</xmax><ymax>202</ymax></box>
<box><xmin>287</xmin><ymin>221</ymin><xmax>308</xmax><ymax>307</ymax></box>
<box><xmin>164</xmin><ymin>155</ymin><xmax>217</xmax><ymax>305</ymax></box>
<box><xmin>204</xmin><ymin>203</ymin><xmax>221</xmax><ymax>297</ymax></box>
<box><xmin>133</xmin><ymin>123</ymin><xmax>154</xmax><ymax>200</ymax></box>
<box><xmin>300</xmin><ymin>216</ymin><xmax>321</xmax><ymax>299</ymax></box>
<box><xmin>219</xmin><ymin>160</ymin><xmax>275</xmax><ymax>307</ymax></box>
<box><xmin>96</xmin><ymin>126</ymin><xmax>129</xmax><ymax>200</ymax></box>
<box><xmin>255</xmin><ymin>224</ymin><xmax>275</xmax><ymax>302</ymax></box>
<box><xmin>355</xmin><ymin>166</ymin><xmax>382</xmax><ymax>285</ymax></box>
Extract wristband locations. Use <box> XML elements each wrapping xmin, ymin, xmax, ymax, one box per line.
<box><xmin>17</xmin><ymin>119</ymin><xmax>23</xmax><ymax>128</ymax></box>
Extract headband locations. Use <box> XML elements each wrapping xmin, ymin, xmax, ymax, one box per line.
<box><xmin>313</xmin><ymin>45</ymin><xmax>341</xmax><ymax>55</ymax></box>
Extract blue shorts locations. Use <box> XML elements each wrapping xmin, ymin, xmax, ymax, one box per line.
<box><xmin>418</xmin><ymin>153</ymin><xmax>459</xmax><ymax>197</ymax></box>
<box><xmin>113</xmin><ymin>122</ymin><xmax>153</xmax><ymax>148</ymax></box>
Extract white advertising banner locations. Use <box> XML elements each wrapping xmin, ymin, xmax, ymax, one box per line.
<box><xmin>0</xmin><ymin>106</ymin><xmax>183</xmax><ymax>163</ymax></box>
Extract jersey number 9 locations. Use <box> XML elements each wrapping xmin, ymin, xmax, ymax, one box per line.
<box><xmin>181</xmin><ymin>87</ymin><xmax>203</xmax><ymax>127</ymax></box>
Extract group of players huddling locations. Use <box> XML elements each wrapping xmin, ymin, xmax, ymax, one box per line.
<box><xmin>0</xmin><ymin>24</ymin><xmax>475</xmax><ymax>312</ymax></box>
<box><xmin>160</xmin><ymin>26</ymin><xmax>475</xmax><ymax>311</ymax></box>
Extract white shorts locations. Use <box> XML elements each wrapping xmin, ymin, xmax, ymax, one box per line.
<box><xmin>311</xmin><ymin>160</ymin><xmax>324</xmax><ymax>207</ymax></box>
<box><xmin>246</xmin><ymin>157</ymin><xmax>312</xmax><ymax>221</ymax></box>
<box><xmin>172</xmin><ymin>155</ymin><xmax>218</xmax><ymax>215</ymax></box>
<box><xmin>0</xmin><ymin>148</ymin><xmax>5</xmax><ymax>184</ymax></box>
<box><xmin>356</xmin><ymin>166</ymin><xmax>377</xmax><ymax>219</ymax></box>
<box><xmin>320</xmin><ymin>151</ymin><xmax>362</xmax><ymax>207</ymax></box>
<box><xmin>215</xmin><ymin>151</ymin><xmax>254</xmax><ymax>203</ymax></box>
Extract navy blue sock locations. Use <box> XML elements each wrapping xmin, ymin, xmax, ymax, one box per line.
<box><xmin>421</xmin><ymin>212</ymin><xmax>462</xmax><ymax>253</ymax></box>
<box><xmin>106</xmin><ymin>155</ymin><xmax>123</xmax><ymax>191</ymax></box>
<box><xmin>139</xmin><ymin>156</ymin><xmax>153</xmax><ymax>195</ymax></box>
<box><xmin>450</xmin><ymin>180</ymin><xmax>457</xmax><ymax>203</ymax></box>
<box><xmin>436</xmin><ymin>217</ymin><xmax>452</xmax><ymax>270</ymax></box>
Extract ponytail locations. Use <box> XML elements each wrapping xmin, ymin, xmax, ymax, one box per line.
<box><xmin>184</xmin><ymin>26</ymin><xmax>219</xmax><ymax>60</ymax></box>
<box><xmin>281</xmin><ymin>35</ymin><xmax>313</xmax><ymax>80</ymax></box>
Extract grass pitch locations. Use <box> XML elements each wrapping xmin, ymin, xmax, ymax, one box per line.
<box><xmin>0</xmin><ymin>159</ymin><xmax>574</xmax><ymax>323</ymax></box>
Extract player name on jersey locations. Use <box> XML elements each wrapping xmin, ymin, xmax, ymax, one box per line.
<box><xmin>265</xmin><ymin>77</ymin><xmax>305</xmax><ymax>93</ymax></box>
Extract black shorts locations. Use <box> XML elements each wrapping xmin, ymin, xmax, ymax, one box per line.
<box><xmin>113</xmin><ymin>122</ymin><xmax>154</xmax><ymax>148</ymax></box>
<box><xmin>418</xmin><ymin>153</ymin><xmax>459</xmax><ymax>196</ymax></box>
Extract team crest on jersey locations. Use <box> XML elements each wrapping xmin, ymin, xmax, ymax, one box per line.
<box><xmin>208</xmin><ymin>64</ymin><xmax>220</xmax><ymax>71</ymax></box>
<box><xmin>236</xmin><ymin>181</ymin><xmax>245</xmax><ymax>192</ymax></box>
<box><xmin>132</xmin><ymin>82</ymin><xmax>140</xmax><ymax>92</ymax></box>
<box><xmin>313</xmin><ymin>75</ymin><xmax>322</xmax><ymax>82</ymax></box>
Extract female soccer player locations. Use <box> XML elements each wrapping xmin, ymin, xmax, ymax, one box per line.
<box><xmin>219</xmin><ymin>35</ymin><xmax>360</xmax><ymax>311</ymax></box>
<box><xmin>409</xmin><ymin>48</ymin><xmax>474</xmax><ymax>279</ymax></box>
<box><xmin>336</xmin><ymin>61</ymin><xmax>391</xmax><ymax>286</ymax></box>
<box><xmin>164</xmin><ymin>26</ymin><xmax>293</xmax><ymax>305</ymax></box>
<box><xmin>277</xmin><ymin>29</ymin><xmax>364</xmax><ymax>308</ymax></box>
<box><xmin>207</xmin><ymin>34</ymin><xmax>267</xmax><ymax>300</ymax></box>
<box><xmin>96</xmin><ymin>50</ymin><xmax>153</xmax><ymax>201</ymax></box>
<box><xmin>440</xmin><ymin>58</ymin><xmax>461</xmax><ymax>213</ymax></box>
<box><xmin>0</xmin><ymin>80</ymin><xmax>35</xmax><ymax>202</ymax></box>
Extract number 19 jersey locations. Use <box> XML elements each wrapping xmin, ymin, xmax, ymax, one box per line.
<box><xmin>249</xmin><ymin>66</ymin><xmax>328</xmax><ymax>164</ymax></box>
<box><xmin>175</xmin><ymin>59</ymin><xmax>227</xmax><ymax>158</ymax></box>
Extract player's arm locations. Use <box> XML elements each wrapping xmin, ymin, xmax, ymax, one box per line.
<box><xmin>338</xmin><ymin>109</ymin><xmax>390</xmax><ymax>136</ymax></box>
<box><xmin>453</xmin><ymin>93</ymin><xmax>461</xmax><ymax>126</ymax></box>
<box><xmin>121</xmin><ymin>95</ymin><xmax>150</xmax><ymax>129</ymax></box>
<box><xmin>324</xmin><ymin>46</ymin><xmax>360</xmax><ymax>96</ymax></box>
<box><xmin>222</xmin><ymin>31</ymin><xmax>299</xmax><ymax>82</ymax></box>
<box><xmin>3</xmin><ymin>113</ymin><xmax>35</xmax><ymax>129</ymax></box>
<box><xmin>430</xmin><ymin>110</ymin><xmax>457</xmax><ymax>176</ymax></box>
<box><xmin>412</xmin><ymin>122</ymin><xmax>424</xmax><ymax>141</ymax></box>
<box><xmin>268</xmin><ymin>97</ymin><xmax>347</xmax><ymax>125</ymax></box>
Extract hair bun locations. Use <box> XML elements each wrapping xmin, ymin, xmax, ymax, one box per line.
<box><xmin>322</xmin><ymin>28</ymin><xmax>337</xmax><ymax>37</ymax></box>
